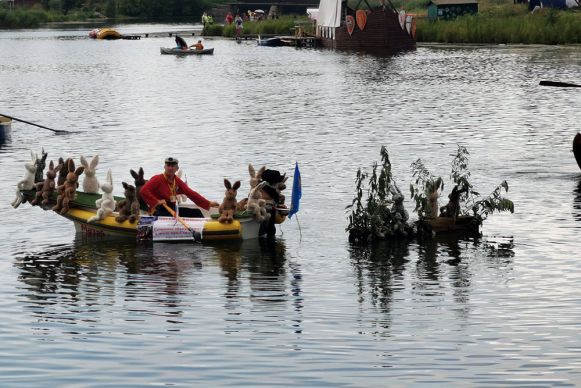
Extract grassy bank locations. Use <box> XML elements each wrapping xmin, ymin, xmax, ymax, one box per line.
<box><xmin>412</xmin><ymin>0</ymin><xmax>581</xmax><ymax>45</ymax></box>
<box><xmin>0</xmin><ymin>7</ymin><xmax>96</xmax><ymax>28</ymax></box>
<box><xmin>203</xmin><ymin>16</ymin><xmax>312</xmax><ymax>37</ymax></box>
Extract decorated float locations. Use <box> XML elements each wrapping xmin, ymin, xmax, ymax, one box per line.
<box><xmin>12</xmin><ymin>152</ymin><xmax>292</xmax><ymax>243</ymax></box>
<box><xmin>346</xmin><ymin>145</ymin><xmax>514</xmax><ymax>243</ymax></box>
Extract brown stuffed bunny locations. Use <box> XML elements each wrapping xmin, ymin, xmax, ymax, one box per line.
<box><xmin>115</xmin><ymin>182</ymin><xmax>140</xmax><ymax>223</ymax></box>
<box><xmin>130</xmin><ymin>167</ymin><xmax>148</xmax><ymax>209</ymax></box>
<box><xmin>53</xmin><ymin>159</ymin><xmax>84</xmax><ymax>215</ymax></box>
<box><xmin>31</xmin><ymin>160</ymin><xmax>62</xmax><ymax>207</ymax></box>
<box><xmin>56</xmin><ymin>157</ymin><xmax>70</xmax><ymax>187</ymax></box>
<box><xmin>218</xmin><ymin>179</ymin><xmax>240</xmax><ymax>224</ymax></box>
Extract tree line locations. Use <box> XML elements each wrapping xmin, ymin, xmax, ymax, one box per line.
<box><xmin>6</xmin><ymin>0</ymin><xmax>216</xmax><ymax>18</ymax></box>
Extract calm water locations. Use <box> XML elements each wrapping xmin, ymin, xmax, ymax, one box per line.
<box><xmin>1</xmin><ymin>24</ymin><xmax>581</xmax><ymax>386</ymax></box>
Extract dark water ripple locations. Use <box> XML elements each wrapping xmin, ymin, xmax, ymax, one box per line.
<box><xmin>1</xmin><ymin>26</ymin><xmax>581</xmax><ymax>386</ymax></box>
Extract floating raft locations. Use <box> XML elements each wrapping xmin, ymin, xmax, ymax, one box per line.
<box><xmin>418</xmin><ymin>215</ymin><xmax>479</xmax><ymax>234</ymax></box>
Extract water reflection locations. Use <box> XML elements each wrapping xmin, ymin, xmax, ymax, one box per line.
<box><xmin>13</xmin><ymin>237</ymin><xmax>302</xmax><ymax>333</ymax></box>
<box><xmin>349</xmin><ymin>240</ymin><xmax>411</xmax><ymax>315</ymax></box>
<box><xmin>212</xmin><ymin>239</ymin><xmax>303</xmax><ymax>334</ymax></box>
<box><xmin>572</xmin><ymin>176</ymin><xmax>581</xmax><ymax>222</ymax></box>
<box><xmin>350</xmin><ymin>236</ymin><xmax>515</xmax><ymax>316</ymax></box>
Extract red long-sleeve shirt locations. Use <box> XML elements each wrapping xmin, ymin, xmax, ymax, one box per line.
<box><xmin>139</xmin><ymin>173</ymin><xmax>210</xmax><ymax>212</ymax></box>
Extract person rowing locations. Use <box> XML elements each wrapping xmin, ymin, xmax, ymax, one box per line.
<box><xmin>190</xmin><ymin>39</ymin><xmax>204</xmax><ymax>51</ymax></box>
<box><xmin>175</xmin><ymin>35</ymin><xmax>188</xmax><ymax>50</ymax></box>
<box><xmin>139</xmin><ymin>157</ymin><xmax>219</xmax><ymax>217</ymax></box>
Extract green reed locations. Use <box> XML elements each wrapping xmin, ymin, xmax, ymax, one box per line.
<box><xmin>417</xmin><ymin>8</ymin><xmax>581</xmax><ymax>44</ymax></box>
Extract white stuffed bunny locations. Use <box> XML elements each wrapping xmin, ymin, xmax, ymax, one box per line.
<box><xmin>176</xmin><ymin>169</ymin><xmax>188</xmax><ymax>204</ymax></box>
<box><xmin>88</xmin><ymin>169</ymin><xmax>116</xmax><ymax>223</ymax></box>
<box><xmin>80</xmin><ymin>155</ymin><xmax>100</xmax><ymax>194</ymax></box>
<box><xmin>246</xmin><ymin>181</ymin><xmax>270</xmax><ymax>222</ymax></box>
<box><xmin>11</xmin><ymin>151</ymin><xmax>38</xmax><ymax>208</ymax></box>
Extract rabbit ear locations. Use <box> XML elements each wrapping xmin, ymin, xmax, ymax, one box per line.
<box><xmin>106</xmin><ymin>169</ymin><xmax>113</xmax><ymax>184</ymax></box>
<box><xmin>30</xmin><ymin>151</ymin><xmax>37</xmax><ymax>162</ymax></box>
<box><xmin>80</xmin><ymin>155</ymin><xmax>88</xmax><ymax>167</ymax></box>
<box><xmin>233</xmin><ymin>180</ymin><xmax>241</xmax><ymax>191</ymax></box>
<box><xmin>75</xmin><ymin>166</ymin><xmax>85</xmax><ymax>176</ymax></box>
<box><xmin>224</xmin><ymin>178</ymin><xmax>231</xmax><ymax>190</ymax></box>
<box><xmin>90</xmin><ymin>155</ymin><xmax>99</xmax><ymax>169</ymax></box>
<box><xmin>139</xmin><ymin>167</ymin><xmax>144</xmax><ymax>177</ymax></box>
<box><xmin>54</xmin><ymin>162</ymin><xmax>62</xmax><ymax>173</ymax></box>
<box><xmin>257</xmin><ymin>166</ymin><xmax>266</xmax><ymax>177</ymax></box>
<box><xmin>67</xmin><ymin>159</ymin><xmax>75</xmax><ymax>171</ymax></box>
<box><xmin>41</xmin><ymin>151</ymin><xmax>48</xmax><ymax>162</ymax></box>
<box><xmin>248</xmin><ymin>164</ymin><xmax>255</xmax><ymax>178</ymax></box>
<box><xmin>258</xmin><ymin>181</ymin><xmax>267</xmax><ymax>189</ymax></box>
<box><xmin>122</xmin><ymin>181</ymin><xmax>129</xmax><ymax>190</ymax></box>
<box><xmin>130</xmin><ymin>169</ymin><xmax>138</xmax><ymax>179</ymax></box>
<box><xmin>48</xmin><ymin>160</ymin><xmax>54</xmax><ymax>170</ymax></box>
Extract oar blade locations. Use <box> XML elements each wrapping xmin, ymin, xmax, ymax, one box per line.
<box><xmin>539</xmin><ymin>80</ymin><xmax>581</xmax><ymax>88</ymax></box>
<box><xmin>0</xmin><ymin>113</ymin><xmax>72</xmax><ymax>133</ymax></box>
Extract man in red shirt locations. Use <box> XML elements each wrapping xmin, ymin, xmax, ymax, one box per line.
<box><xmin>139</xmin><ymin>157</ymin><xmax>219</xmax><ymax>217</ymax></box>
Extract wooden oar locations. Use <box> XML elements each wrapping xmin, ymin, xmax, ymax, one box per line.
<box><xmin>162</xmin><ymin>202</ymin><xmax>202</xmax><ymax>242</ymax></box>
<box><xmin>539</xmin><ymin>80</ymin><xmax>581</xmax><ymax>88</ymax></box>
<box><xmin>0</xmin><ymin>113</ymin><xmax>71</xmax><ymax>134</ymax></box>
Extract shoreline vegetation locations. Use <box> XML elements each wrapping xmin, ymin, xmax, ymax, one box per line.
<box><xmin>2</xmin><ymin>0</ymin><xmax>581</xmax><ymax>45</ymax></box>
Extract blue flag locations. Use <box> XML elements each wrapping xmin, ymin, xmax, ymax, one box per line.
<box><xmin>288</xmin><ymin>162</ymin><xmax>301</xmax><ymax>219</ymax></box>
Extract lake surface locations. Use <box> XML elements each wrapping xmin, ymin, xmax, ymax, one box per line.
<box><xmin>1</xmin><ymin>24</ymin><xmax>581</xmax><ymax>386</ymax></box>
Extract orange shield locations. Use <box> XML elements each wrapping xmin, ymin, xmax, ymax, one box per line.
<box><xmin>356</xmin><ymin>10</ymin><xmax>367</xmax><ymax>31</ymax></box>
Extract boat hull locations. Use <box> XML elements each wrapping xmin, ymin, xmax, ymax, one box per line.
<box><xmin>160</xmin><ymin>47</ymin><xmax>214</xmax><ymax>55</ymax></box>
<box><xmin>0</xmin><ymin>115</ymin><xmax>11</xmax><ymax>143</ymax></box>
<box><xmin>19</xmin><ymin>189</ymin><xmax>280</xmax><ymax>242</ymax></box>
<box><xmin>573</xmin><ymin>133</ymin><xmax>581</xmax><ymax>170</ymax></box>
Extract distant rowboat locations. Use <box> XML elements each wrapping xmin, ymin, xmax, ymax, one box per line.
<box><xmin>160</xmin><ymin>47</ymin><xmax>214</xmax><ymax>55</ymax></box>
<box><xmin>0</xmin><ymin>115</ymin><xmax>12</xmax><ymax>143</ymax></box>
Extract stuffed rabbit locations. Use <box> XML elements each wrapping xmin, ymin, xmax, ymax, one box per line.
<box><xmin>248</xmin><ymin>163</ymin><xmax>266</xmax><ymax>188</ymax></box>
<box><xmin>88</xmin><ymin>169</ymin><xmax>116</xmax><ymax>223</ymax></box>
<box><xmin>246</xmin><ymin>181</ymin><xmax>270</xmax><ymax>222</ymax></box>
<box><xmin>34</xmin><ymin>149</ymin><xmax>48</xmax><ymax>184</ymax></box>
<box><xmin>53</xmin><ymin>159</ymin><xmax>84</xmax><ymax>215</ymax></box>
<box><xmin>11</xmin><ymin>151</ymin><xmax>38</xmax><ymax>208</ymax></box>
<box><xmin>276</xmin><ymin>175</ymin><xmax>288</xmax><ymax>205</ymax></box>
<box><xmin>80</xmin><ymin>155</ymin><xmax>100</xmax><ymax>194</ymax></box>
<box><xmin>115</xmin><ymin>182</ymin><xmax>140</xmax><ymax>223</ymax></box>
<box><xmin>426</xmin><ymin>178</ymin><xmax>443</xmax><ymax>219</ymax></box>
<box><xmin>130</xmin><ymin>167</ymin><xmax>148</xmax><ymax>209</ymax></box>
<box><xmin>17</xmin><ymin>151</ymin><xmax>38</xmax><ymax>190</ymax></box>
<box><xmin>31</xmin><ymin>160</ymin><xmax>62</xmax><ymax>207</ymax></box>
<box><xmin>218</xmin><ymin>179</ymin><xmax>240</xmax><ymax>224</ymax></box>
<box><xmin>57</xmin><ymin>157</ymin><xmax>70</xmax><ymax>187</ymax></box>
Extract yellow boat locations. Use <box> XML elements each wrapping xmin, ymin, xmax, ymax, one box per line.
<box><xmin>89</xmin><ymin>28</ymin><xmax>122</xmax><ymax>40</ymax></box>
<box><xmin>18</xmin><ymin>189</ymin><xmax>287</xmax><ymax>242</ymax></box>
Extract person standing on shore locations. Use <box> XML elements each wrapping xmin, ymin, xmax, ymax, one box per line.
<box><xmin>234</xmin><ymin>14</ymin><xmax>243</xmax><ymax>40</ymax></box>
